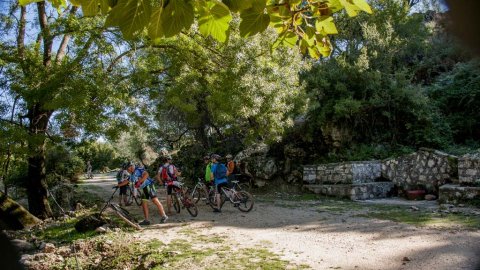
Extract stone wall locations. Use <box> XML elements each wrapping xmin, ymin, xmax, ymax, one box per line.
<box><xmin>458</xmin><ymin>152</ymin><xmax>480</xmax><ymax>186</ymax></box>
<box><xmin>438</xmin><ymin>184</ymin><xmax>480</xmax><ymax>205</ymax></box>
<box><xmin>305</xmin><ymin>182</ymin><xmax>394</xmax><ymax>200</ymax></box>
<box><xmin>306</xmin><ymin>161</ymin><xmax>382</xmax><ymax>185</ymax></box>
<box><xmin>381</xmin><ymin>148</ymin><xmax>456</xmax><ymax>193</ymax></box>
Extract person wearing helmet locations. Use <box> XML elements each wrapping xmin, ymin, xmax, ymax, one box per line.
<box><xmin>226</xmin><ymin>154</ymin><xmax>235</xmax><ymax>183</ymax></box>
<box><xmin>210</xmin><ymin>154</ymin><xmax>228</xmax><ymax>212</ymax></box>
<box><xmin>127</xmin><ymin>163</ymin><xmax>168</xmax><ymax>225</ymax></box>
<box><xmin>157</xmin><ymin>155</ymin><xmax>180</xmax><ymax>215</ymax></box>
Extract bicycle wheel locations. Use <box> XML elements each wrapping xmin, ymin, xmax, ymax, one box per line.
<box><xmin>238</xmin><ymin>183</ymin><xmax>251</xmax><ymax>192</ymax></box>
<box><xmin>191</xmin><ymin>186</ymin><xmax>203</xmax><ymax>204</ymax></box>
<box><xmin>172</xmin><ymin>194</ymin><xmax>181</xmax><ymax>213</ymax></box>
<box><xmin>183</xmin><ymin>194</ymin><xmax>198</xmax><ymax>217</ymax></box>
<box><xmin>133</xmin><ymin>188</ymin><xmax>143</xmax><ymax>206</ymax></box>
<box><xmin>207</xmin><ymin>191</ymin><xmax>218</xmax><ymax>210</ymax></box>
<box><xmin>109</xmin><ymin>203</ymin><xmax>141</xmax><ymax>230</ymax></box>
<box><xmin>235</xmin><ymin>191</ymin><xmax>254</xmax><ymax>212</ymax></box>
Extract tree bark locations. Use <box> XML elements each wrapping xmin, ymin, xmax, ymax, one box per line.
<box><xmin>26</xmin><ymin>105</ymin><xmax>53</xmax><ymax>219</ymax></box>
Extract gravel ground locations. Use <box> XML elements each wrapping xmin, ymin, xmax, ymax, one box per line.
<box><xmin>82</xmin><ymin>175</ymin><xmax>480</xmax><ymax>270</ymax></box>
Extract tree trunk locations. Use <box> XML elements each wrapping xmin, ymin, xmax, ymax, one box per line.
<box><xmin>26</xmin><ymin>105</ymin><xmax>53</xmax><ymax>219</ymax></box>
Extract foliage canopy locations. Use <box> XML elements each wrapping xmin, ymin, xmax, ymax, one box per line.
<box><xmin>19</xmin><ymin>0</ymin><xmax>372</xmax><ymax>58</ymax></box>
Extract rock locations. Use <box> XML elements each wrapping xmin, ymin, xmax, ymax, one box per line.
<box><xmin>410</xmin><ymin>206</ymin><xmax>419</xmax><ymax>211</ymax></box>
<box><xmin>57</xmin><ymin>246</ymin><xmax>71</xmax><ymax>257</ymax></box>
<box><xmin>402</xmin><ymin>257</ymin><xmax>411</xmax><ymax>262</ymax></box>
<box><xmin>42</xmin><ymin>243</ymin><xmax>56</xmax><ymax>253</ymax></box>
<box><xmin>11</xmin><ymin>239</ymin><xmax>36</xmax><ymax>253</ymax></box>
<box><xmin>74</xmin><ymin>213</ymin><xmax>107</xmax><ymax>232</ymax></box>
<box><xmin>95</xmin><ymin>226</ymin><xmax>107</xmax><ymax>233</ymax></box>
<box><xmin>425</xmin><ymin>194</ymin><xmax>437</xmax><ymax>201</ymax></box>
<box><xmin>75</xmin><ymin>203</ymin><xmax>84</xmax><ymax>211</ymax></box>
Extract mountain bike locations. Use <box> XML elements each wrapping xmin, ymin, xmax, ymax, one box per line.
<box><xmin>171</xmin><ymin>182</ymin><xmax>198</xmax><ymax>217</ymax></box>
<box><xmin>190</xmin><ymin>178</ymin><xmax>213</xmax><ymax>204</ymax></box>
<box><xmin>231</xmin><ymin>174</ymin><xmax>252</xmax><ymax>192</ymax></box>
<box><xmin>126</xmin><ymin>183</ymin><xmax>143</xmax><ymax>206</ymax></box>
<box><xmin>208</xmin><ymin>181</ymin><xmax>254</xmax><ymax>212</ymax></box>
<box><xmin>100</xmin><ymin>186</ymin><xmax>141</xmax><ymax>230</ymax></box>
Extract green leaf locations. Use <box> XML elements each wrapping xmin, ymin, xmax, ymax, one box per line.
<box><xmin>222</xmin><ymin>0</ymin><xmax>252</xmax><ymax>12</ymax></box>
<box><xmin>148</xmin><ymin>6</ymin><xmax>164</xmax><ymax>39</ymax></box>
<box><xmin>70</xmin><ymin>0</ymin><xmax>82</xmax><ymax>6</ymax></box>
<box><xmin>19</xmin><ymin>0</ymin><xmax>42</xmax><ymax>6</ymax></box>
<box><xmin>100</xmin><ymin>0</ymin><xmax>111</xmax><ymax>14</ymax></box>
<box><xmin>352</xmin><ymin>0</ymin><xmax>372</xmax><ymax>14</ymax></box>
<box><xmin>308</xmin><ymin>46</ymin><xmax>321</xmax><ymax>59</ymax></box>
<box><xmin>239</xmin><ymin>0</ymin><xmax>269</xmax><ymax>37</ymax></box>
<box><xmin>304</xmin><ymin>26</ymin><xmax>315</xmax><ymax>46</ymax></box>
<box><xmin>315</xmin><ymin>16</ymin><xmax>338</xmax><ymax>35</ymax></box>
<box><xmin>197</xmin><ymin>0</ymin><xmax>232</xmax><ymax>42</ymax></box>
<box><xmin>272</xmin><ymin>30</ymin><xmax>298</xmax><ymax>49</ymax></box>
<box><xmin>105</xmin><ymin>0</ymin><xmax>151</xmax><ymax>39</ymax></box>
<box><xmin>339</xmin><ymin>0</ymin><xmax>360</xmax><ymax>17</ymax></box>
<box><xmin>78</xmin><ymin>0</ymin><xmax>100</xmax><ymax>17</ymax></box>
<box><xmin>161</xmin><ymin>0</ymin><xmax>195</xmax><ymax>38</ymax></box>
<box><xmin>327</xmin><ymin>0</ymin><xmax>344</xmax><ymax>13</ymax></box>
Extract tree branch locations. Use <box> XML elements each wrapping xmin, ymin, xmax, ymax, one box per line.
<box><xmin>37</xmin><ymin>2</ymin><xmax>53</xmax><ymax>67</ymax></box>
<box><xmin>106</xmin><ymin>44</ymin><xmax>176</xmax><ymax>72</ymax></box>
<box><xmin>17</xmin><ymin>6</ymin><xmax>26</xmax><ymax>62</ymax></box>
<box><xmin>56</xmin><ymin>6</ymin><xmax>78</xmax><ymax>64</ymax></box>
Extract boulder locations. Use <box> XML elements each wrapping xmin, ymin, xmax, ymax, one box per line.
<box><xmin>74</xmin><ymin>213</ymin><xmax>107</xmax><ymax>232</ymax></box>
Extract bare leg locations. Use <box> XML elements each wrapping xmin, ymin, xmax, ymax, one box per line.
<box><xmin>141</xmin><ymin>200</ymin><xmax>149</xmax><ymax>221</ymax></box>
<box><xmin>152</xmin><ymin>197</ymin><xmax>166</xmax><ymax>216</ymax></box>
<box><xmin>216</xmin><ymin>193</ymin><xmax>221</xmax><ymax>209</ymax></box>
<box><xmin>166</xmin><ymin>194</ymin><xmax>172</xmax><ymax>214</ymax></box>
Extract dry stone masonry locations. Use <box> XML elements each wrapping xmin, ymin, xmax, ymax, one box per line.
<box><xmin>458</xmin><ymin>152</ymin><xmax>480</xmax><ymax>186</ymax></box>
<box><xmin>303</xmin><ymin>148</ymin><xmax>480</xmax><ymax>206</ymax></box>
<box><xmin>382</xmin><ymin>148</ymin><xmax>456</xmax><ymax>193</ymax></box>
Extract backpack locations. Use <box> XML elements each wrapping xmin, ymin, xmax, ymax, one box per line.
<box><xmin>116</xmin><ymin>169</ymin><xmax>124</xmax><ymax>183</ymax></box>
<box><xmin>160</xmin><ymin>165</ymin><xmax>174</xmax><ymax>182</ymax></box>
<box><xmin>214</xmin><ymin>163</ymin><xmax>227</xmax><ymax>179</ymax></box>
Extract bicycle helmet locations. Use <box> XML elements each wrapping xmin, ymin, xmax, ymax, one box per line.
<box><xmin>211</xmin><ymin>154</ymin><xmax>221</xmax><ymax>160</ymax></box>
<box><xmin>226</xmin><ymin>154</ymin><xmax>233</xmax><ymax>159</ymax></box>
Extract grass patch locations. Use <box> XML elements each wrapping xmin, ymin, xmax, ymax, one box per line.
<box><xmin>33</xmin><ymin>217</ymin><xmax>98</xmax><ymax>244</ymax></box>
<box><xmin>356</xmin><ymin>208</ymin><xmax>480</xmax><ymax>230</ymax></box>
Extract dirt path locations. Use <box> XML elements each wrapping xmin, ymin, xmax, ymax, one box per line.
<box><xmin>81</xmin><ymin>174</ymin><xmax>480</xmax><ymax>270</ymax></box>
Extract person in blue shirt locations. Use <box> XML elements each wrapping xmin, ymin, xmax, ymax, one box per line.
<box><xmin>210</xmin><ymin>154</ymin><xmax>228</xmax><ymax>213</ymax></box>
<box><xmin>127</xmin><ymin>163</ymin><xmax>168</xmax><ymax>225</ymax></box>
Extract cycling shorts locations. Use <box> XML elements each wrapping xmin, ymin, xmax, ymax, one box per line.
<box><xmin>142</xmin><ymin>184</ymin><xmax>157</xmax><ymax>200</ymax></box>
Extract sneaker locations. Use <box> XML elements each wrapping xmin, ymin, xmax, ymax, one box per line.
<box><xmin>213</xmin><ymin>208</ymin><xmax>221</xmax><ymax>213</ymax></box>
<box><xmin>160</xmin><ymin>215</ymin><xmax>168</xmax><ymax>223</ymax></box>
<box><xmin>233</xmin><ymin>203</ymin><xmax>239</xmax><ymax>207</ymax></box>
<box><xmin>139</xmin><ymin>220</ymin><xmax>151</xmax><ymax>226</ymax></box>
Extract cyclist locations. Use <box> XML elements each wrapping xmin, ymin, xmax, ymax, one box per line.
<box><xmin>116</xmin><ymin>162</ymin><xmax>131</xmax><ymax>206</ymax></box>
<box><xmin>157</xmin><ymin>155</ymin><xmax>180</xmax><ymax>215</ymax></box>
<box><xmin>210</xmin><ymin>154</ymin><xmax>228</xmax><ymax>213</ymax></box>
<box><xmin>127</xmin><ymin>163</ymin><xmax>168</xmax><ymax>225</ymax></box>
<box><xmin>226</xmin><ymin>154</ymin><xmax>235</xmax><ymax>183</ymax></box>
<box><xmin>86</xmin><ymin>160</ymin><xmax>93</xmax><ymax>179</ymax></box>
<box><xmin>204</xmin><ymin>155</ymin><xmax>213</xmax><ymax>187</ymax></box>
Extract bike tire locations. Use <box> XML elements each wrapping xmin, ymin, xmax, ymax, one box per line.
<box><xmin>238</xmin><ymin>183</ymin><xmax>251</xmax><ymax>192</ymax></box>
<box><xmin>173</xmin><ymin>194</ymin><xmax>181</xmax><ymax>213</ymax></box>
<box><xmin>191</xmin><ymin>187</ymin><xmax>202</xmax><ymax>204</ymax></box>
<box><xmin>133</xmin><ymin>189</ymin><xmax>143</xmax><ymax>206</ymax></box>
<box><xmin>109</xmin><ymin>203</ymin><xmax>141</xmax><ymax>230</ymax></box>
<box><xmin>236</xmin><ymin>191</ymin><xmax>254</xmax><ymax>212</ymax></box>
<box><xmin>183</xmin><ymin>194</ymin><xmax>198</xmax><ymax>217</ymax></box>
<box><xmin>207</xmin><ymin>191</ymin><xmax>218</xmax><ymax>210</ymax></box>
<box><xmin>210</xmin><ymin>189</ymin><xmax>227</xmax><ymax>210</ymax></box>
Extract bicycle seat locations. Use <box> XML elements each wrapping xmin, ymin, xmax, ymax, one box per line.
<box><xmin>231</xmin><ymin>180</ymin><xmax>239</xmax><ymax>184</ymax></box>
